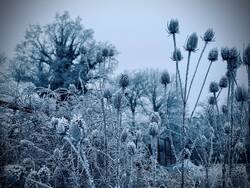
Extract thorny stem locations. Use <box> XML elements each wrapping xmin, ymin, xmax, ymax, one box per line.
<box><xmin>186</xmin><ymin>42</ymin><xmax>208</xmax><ymax>102</ymax></box>
<box><xmin>190</xmin><ymin>61</ymin><xmax>213</xmax><ymax>119</ymax></box>
<box><xmin>173</xmin><ymin>33</ymin><xmax>184</xmax><ymax>102</ymax></box>
<box><xmin>184</xmin><ymin>51</ymin><xmax>191</xmax><ymax>103</ymax></box>
<box><xmin>229</xmin><ymin>77</ymin><xmax>235</xmax><ymax>176</ymax></box>
<box><xmin>213</xmin><ymin>92</ymin><xmax>220</xmax><ymax>115</ymax></box>
<box><xmin>216</xmin><ymin>88</ymin><xmax>222</xmax><ymax>99</ymax></box>
<box><xmin>65</xmin><ymin>137</ymin><xmax>95</xmax><ymax>188</ymax></box>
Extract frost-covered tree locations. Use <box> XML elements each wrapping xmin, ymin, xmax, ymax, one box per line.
<box><xmin>13</xmin><ymin>11</ymin><xmax>117</xmax><ymax>93</ymax></box>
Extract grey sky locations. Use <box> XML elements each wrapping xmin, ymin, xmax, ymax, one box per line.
<box><xmin>0</xmin><ymin>0</ymin><xmax>249</xmax><ymax>112</ymax></box>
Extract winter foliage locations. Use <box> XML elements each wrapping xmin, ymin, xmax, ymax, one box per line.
<box><xmin>0</xmin><ymin>11</ymin><xmax>249</xmax><ymax>188</ymax></box>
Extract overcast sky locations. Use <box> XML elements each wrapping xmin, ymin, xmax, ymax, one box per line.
<box><xmin>0</xmin><ymin>0</ymin><xmax>249</xmax><ymax>112</ymax></box>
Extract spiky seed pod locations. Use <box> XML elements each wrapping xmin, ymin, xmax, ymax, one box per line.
<box><xmin>228</xmin><ymin>56</ymin><xmax>241</xmax><ymax>71</ymax></box>
<box><xmin>119</xmin><ymin>74</ymin><xmax>129</xmax><ymax>89</ymax></box>
<box><xmin>203</xmin><ymin>28</ymin><xmax>215</xmax><ymax>42</ymax></box>
<box><xmin>136</xmin><ymin>130</ymin><xmax>143</xmax><ymax>142</ymax></box>
<box><xmin>68</xmin><ymin>84</ymin><xmax>77</xmax><ymax>93</ymax></box>
<box><xmin>69</xmin><ymin>122</ymin><xmax>82</xmax><ymax>142</ymax></box>
<box><xmin>208</xmin><ymin>126</ymin><xmax>215</xmax><ymax>137</ymax></box>
<box><xmin>208</xmin><ymin>96</ymin><xmax>217</xmax><ymax>105</ymax></box>
<box><xmin>108</xmin><ymin>48</ymin><xmax>115</xmax><ymax>57</ymax></box>
<box><xmin>235</xmin><ymin>142</ymin><xmax>245</xmax><ymax>154</ymax></box>
<box><xmin>127</xmin><ymin>141</ymin><xmax>136</xmax><ymax>156</ymax></box>
<box><xmin>51</xmin><ymin>117</ymin><xmax>59</xmax><ymax>128</ymax></box>
<box><xmin>160</xmin><ymin>70</ymin><xmax>171</xmax><ymax>86</ymax></box>
<box><xmin>83</xmin><ymin>138</ymin><xmax>91</xmax><ymax>147</ymax></box>
<box><xmin>149</xmin><ymin>122</ymin><xmax>159</xmax><ymax>137</ymax></box>
<box><xmin>224</xmin><ymin>122</ymin><xmax>230</xmax><ymax>134</ymax></box>
<box><xmin>121</xmin><ymin>128</ymin><xmax>128</xmax><ymax>142</ymax></box>
<box><xmin>22</xmin><ymin>158</ymin><xmax>35</xmax><ymax>173</ymax></box>
<box><xmin>185</xmin><ymin>33</ymin><xmax>198</xmax><ymax>52</ymax></box>
<box><xmin>172</xmin><ymin>48</ymin><xmax>183</xmax><ymax>61</ymax></box>
<box><xmin>235</xmin><ymin>86</ymin><xmax>248</xmax><ymax>102</ymax></box>
<box><xmin>244</xmin><ymin>44</ymin><xmax>250</xmax><ymax>65</ymax></box>
<box><xmin>209</xmin><ymin>81</ymin><xmax>219</xmax><ymax>93</ymax></box>
<box><xmin>221</xmin><ymin>105</ymin><xmax>228</xmax><ymax>114</ymax></box>
<box><xmin>56</xmin><ymin>117</ymin><xmax>68</xmax><ymax>135</ymax></box>
<box><xmin>103</xmin><ymin>89</ymin><xmax>112</xmax><ymax>99</ymax></box>
<box><xmin>208</xmin><ymin>48</ymin><xmax>218</xmax><ymax>62</ymax></box>
<box><xmin>96</xmin><ymin>52</ymin><xmax>103</xmax><ymax>63</ymax></box>
<box><xmin>53</xmin><ymin>148</ymin><xmax>62</xmax><ymax>161</ymax></box>
<box><xmin>200</xmin><ymin>135</ymin><xmax>207</xmax><ymax>144</ymax></box>
<box><xmin>102</xmin><ymin>48</ymin><xmax>109</xmax><ymax>57</ymax></box>
<box><xmin>221</xmin><ymin>47</ymin><xmax>229</xmax><ymax>61</ymax></box>
<box><xmin>167</xmin><ymin>19</ymin><xmax>179</xmax><ymax>34</ymax></box>
<box><xmin>150</xmin><ymin>112</ymin><xmax>161</xmax><ymax>124</ymax></box>
<box><xmin>182</xmin><ymin>148</ymin><xmax>191</xmax><ymax>159</ymax></box>
<box><xmin>219</xmin><ymin>76</ymin><xmax>228</xmax><ymax>88</ymax></box>
<box><xmin>91</xmin><ymin>129</ymin><xmax>103</xmax><ymax>148</ymax></box>
<box><xmin>234</xmin><ymin>127</ymin><xmax>241</xmax><ymax>138</ymax></box>
<box><xmin>38</xmin><ymin>166</ymin><xmax>51</xmax><ymax>184</ymax></box>
<box><xmin>113</xmin><ymin>92</ymin><xmax>123</xmax><ymax>110</ymax></box>
<box><xmin>228</xmin><ymin>47</ymin><xmax>238</xmax><ymax>60</ymax></box>
<box><xmin>225</xmin><ymin>69</ymin><xmax>235</xmax><ymax>79</ymax></box>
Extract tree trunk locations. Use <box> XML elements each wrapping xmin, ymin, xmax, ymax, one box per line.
<box><xmin>247</xmin><ymin>65</ymin><xmax>250</xmax><ymax>181</ymax></box>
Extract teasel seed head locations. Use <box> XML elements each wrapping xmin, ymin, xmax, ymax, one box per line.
<box><xmin>219</xmin><ymin>76</ymin><xmax>228</xmax><ymax>88</ymax></box>
<box><xmin>160</xmin><ymin>70</ymin><xmax>171</xmax><ymax>86</ymax></box>
<box><xmin>119</xmin><ymin>73</ymin><xmax>130</xmax><ymax>89</ymax></box>
<box><xmin>209</xmin><ymin>81</ymin><xmax>219</xmax><ymax>93</ymax></box>
<box><xmin>221</xmin><ymin>47</ymin><xmax>230</xmax><ymax>61</ymax></box>
<box><xmin>208</xmin><ymin>48</ymin><xmax>218</xmax><ymax>62</ymax></box>
<box><xmin>185</xmin><ymin>33</ymin><xmax>198</xmax><ymax>52</ymax></box>
<box><xmin>172</xmin><ymin>48</ymin><xmax>183</xmax><ymax>61</ymax></box>
<box><xmin>203</xmin><ymin>28</ymin><xmax>215</xmax><ymax>42</ymax></box>
<box><xmin>167</xmin><ymin>19</ymin><xmax>179</xmax><ymax>34</ymax></box>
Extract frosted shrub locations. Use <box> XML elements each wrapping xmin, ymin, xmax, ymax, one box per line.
<box><xmin>24</xmin><ymin>170</ymin><xmax>39</xmax><ymax>188</ymax></box>
<box><xmin>22</xmin><ymin>158</ymin><xmax>35</xmax><ymax>173</ymax></box>
<box><xmin>121</xmin><ymin>128</ymin><xmax>129</xmax><ymax>143</ymax></box>
<box><xmin>53</xmin><ymin>148</ymin><xmax>62</xmax><ymax>162</ymax></box>
<box><xmin>38</xmin><ymin>166</ymin><xmax>51</xmax><ymax>184</ymax></box>
<box><xmin>127</xmin><ymin>141</ymin><xmax>136</xmax><ymax>156</ymax></box>
<box><xmin>4</xmin><ymin>165</ymin><xmax>25</xmax><ymax>187</ymax></box>
<box><xmin>69</xmin><ymin>121</ymin><xmax>82</xmax><ymax>142</ymax></box>
<box><xmin>149</xmin><ymin>122</ymin><xmax>159</xmax><ymax>137</ymax></box>
<box><xmin>150</xmin><ymin>112</ymin><xmax>161</xmax><ymax>124</ymax></box>
<box><xmin>55</xmin><ymin>117</ymin><xmax>68</xmax><ymax>134</ymax></box>
<box><xmin>68</xmin><ymin>84</ymin><xmax>77</xmax><ymax>93</ymax></box>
